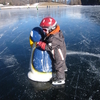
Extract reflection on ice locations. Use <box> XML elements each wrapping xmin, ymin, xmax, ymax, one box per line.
<box><xmin>29</xmin><ymin>80</ymin><xmax>52</xmax><ymax>91</ymax></box>
<box><xmin>66</xmin><ymin>6</ymin><xmax>83</xmax><ymax>19</ymax></box>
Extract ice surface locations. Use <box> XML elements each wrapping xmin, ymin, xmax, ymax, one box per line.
<box><xmin>0</xmin><ymin>6</ymin><xmax>100</xmax><ymax>100</ymax></box>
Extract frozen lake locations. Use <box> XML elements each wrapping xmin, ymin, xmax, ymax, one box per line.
<box><xmin>0</xmin><ymin>6</ymin><xmax>100</xmax><ymax>100</ymax></box>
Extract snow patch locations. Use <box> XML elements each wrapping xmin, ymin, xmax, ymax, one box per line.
<box><xmin>0</xmin><ymin>34</ymin><xmax>3</xmax><ymax>38</ymax></box>
<box><xmin>1</xmin><ymin>55</ymin><xmax>19</xmax><ymax>68</ymax></box>
<box><xmin>31</xmin><ymin>3</ymin><xmax>39</xmax><ymax>7</ymax></box>
<box><xmin>0</xmin><ymin>4</ymin><xmax>4</xmax><ymax>7</ymax></box>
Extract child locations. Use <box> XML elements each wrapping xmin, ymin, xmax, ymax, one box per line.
<box><xmin>37</xmin><ymin>17</ymin><xmax>67</xmax><ymax>85</ymax></box>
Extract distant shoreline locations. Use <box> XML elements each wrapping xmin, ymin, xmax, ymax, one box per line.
<box><xmin>0</xmin><ymin>2</ymin><xmax>100</xmax><ymax>10</ymax></box>
<box><xmin>0</xmin><ymin>5</ymin><xmax>67</xmax><ymax>10</ymax></box>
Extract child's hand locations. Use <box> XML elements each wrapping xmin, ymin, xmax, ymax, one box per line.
<box><xmin>36</xmin><ymin>41</ymin><xmax>42</xmax><ymax>46</ymax></box>
<box><xmin>36</xmin><ymin>41</ymin><xmax>46</xmax><ymax>50</ymax></box>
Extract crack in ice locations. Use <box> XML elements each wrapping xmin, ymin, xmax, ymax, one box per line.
<box><xmin>0</xmin><ymin>47</ymin><xmax>8</xmax><ymax>55</ymax></box>
<box><xmin>67</xmin><ymin>51</ymin><xmax>100</xmax><ymax>58</ymax></box>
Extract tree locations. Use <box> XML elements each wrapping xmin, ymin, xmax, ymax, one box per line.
<box><xmin>10</xmin><ymin>2</ymin><xmax>12</xmax><ymax>5</ymax></box>
<box><xmin>3</xmin><ymin>1</ymin><xmax>6</xmax><ymax>5</ymax></box>
<box><xmin>78</xmin><ymin>0</ymin><xmax>82</xmax><ymax>5</ymax></box>
<box><xmin>70</xmin><ymin>0</ymin><xmax>74</xmax><ymax>5</ymax></box>
<box><xmin>65</xmin><ymin>0</ymin><xmax>67</xmax><ymax>4</ymax></box>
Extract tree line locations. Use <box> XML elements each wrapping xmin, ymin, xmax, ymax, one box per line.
<box><xmin>0</xmin><ymin>0</ymin><xmax>100</xmax><ymax>5</ymax></box>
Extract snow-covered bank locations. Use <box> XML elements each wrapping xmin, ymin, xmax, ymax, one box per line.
<box><xmin>0</xmin><ymin>4</ymin><xmax>4</xmax><ymax>7</ymax></box>
<box><xmin>0</xmin><ymin>3</ymin><xmax>39</xmax><ymax>9</ymax></box>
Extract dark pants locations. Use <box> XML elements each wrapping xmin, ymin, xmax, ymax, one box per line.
<box><xmin>53</xmin><ymin>47</ymin><xmax>67</xmax><ymax>80</ymax></box>
<box><xmin>54</xmin><ymin>60</ymin><xmax>66</xmax><ymax>80</ymax></box>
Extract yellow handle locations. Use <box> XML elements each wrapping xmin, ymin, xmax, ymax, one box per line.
<box><xmin>29</xmin><ymin>36</ymin><xmax>37</xmax><ymax>48</ymax></box>
<box><xmin>29</xmin><ymin>36</ymin><xmax>34</xmax><ymax>48</ymax></box>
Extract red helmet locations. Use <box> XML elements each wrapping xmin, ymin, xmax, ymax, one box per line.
<box><xmin>40</xmin><ymin>17</ymin><xmax>57</xmax><ymax>32</ymax></box>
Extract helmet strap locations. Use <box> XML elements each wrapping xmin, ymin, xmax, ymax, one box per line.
<box><xmin>49</xmin><ymin>24</ymin><xmax>57</xmax><ymax>33</ymax></box>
